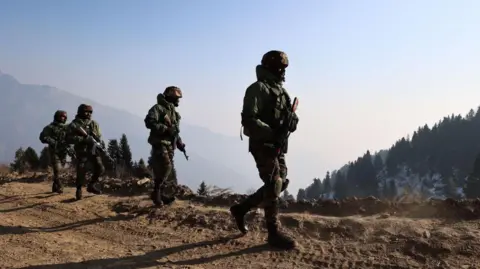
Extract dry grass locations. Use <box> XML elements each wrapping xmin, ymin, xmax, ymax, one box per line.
<box><xmin>0</xmin><ymin>164</ymin><xmax>10</xmax><ymax>175</ymax></box>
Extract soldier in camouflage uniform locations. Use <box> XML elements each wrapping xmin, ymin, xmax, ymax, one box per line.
<box><xmin>39</xmin><ymin>110</ymin><xmax>72</xmax><ymax>194</ymax></box>
<box><xmin>144</xmin><ymin>86</ymin><xmax>186</xmax><ymax>206</ymax></box>
<box><xmin>230</xmin><ymin>50</ymin><xmax>299</xmax><ymax>250</ymax></box>
<box><xmin>66</xmin><ymin>104</ymin><xmax>105</xmax><ymax>200</ymax></box>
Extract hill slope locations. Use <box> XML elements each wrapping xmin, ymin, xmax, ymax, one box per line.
<box><xmin>0</xmin><ymin>174</ymin><xmax>478</xmax><ymax>269</ymax></box>
<box><xmin>298</xmin><ymin>109</ymin><xmax>480</xmax><ymax>200</ymax></box>
<box><xmin>0</xmin><ymin>71</ymin><xmax>255</xmax><ymax>192</ymax></box>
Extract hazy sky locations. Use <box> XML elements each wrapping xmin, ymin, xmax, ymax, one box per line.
<box><xmin>1</xmin><ymin>0</ymin><xmax>480</xmax><ymax>183</ymax></box>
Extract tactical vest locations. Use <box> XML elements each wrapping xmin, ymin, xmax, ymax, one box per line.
<box><xmin>50</xmin><ymin>123</ymin><xmax>67</xmax><ymax>141</ymax></box>
<box><xmin>240</xmin><ymin>81</ymin><xmax>291</xmax><ymax>140</ymax></box>
<box><xmin>73</xmin><ymin>119</ymin><xmax>95</xmax><ymax>136</ymax></box>
<box><xmin>147</xmin><ymin>105</ymin><xmax>180</xmax><ymax>147</ymax></box>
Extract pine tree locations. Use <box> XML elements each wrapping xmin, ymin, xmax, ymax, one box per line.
<box><xmin>465</xmin><ymin>175</ymin><xmax>480</xmax><ymax>198</ymax></box>
<box><xmin>443</xmin><ymin>176</ymin><xmax>459</xmax><ymax>199</ymax></box>
<box><xmin>305</xmin><ymin>178</ymin><xmax>323</xmax><ymax>200</ymax></box>
<box><xmin>296</xmin><ymin>188</ymin><xmax>307</xmax><ymax>201</ymax></box>
<box><xmin>381</xmin><ymin>179</ymin><xmax>390</xmax><ymax>199</ymax></box>
<box><xmin>39</xmin><ymin>146</ymin><xmax>50</xmax><ymax>170</ymax></box>
<box><xmin>133</xmin><ymin>158</ymin><xmax>150</xmax><ymax>178</ymax></box>
<box><xmin>107</xmin><ymin>139</ymin><xmax>120</xmax><ymax>160</ymax></box>
<box><xmin>197</xmin><ymin>181</ymin><xmax>208</xmax><ymax>196</ymax></box>
<box><xmin>10</xmin><ymin>147</ymin><xmax>26</xmax><ymax>173</ymax></box>
<box><xmin>360</xmin><ymin>151</ymin><xmax>379</xmax><ymax>197</ymax></box>
<box><xmin>147</xmin><ymin>149</ymin><xmax>154</xmax><ymax>170</ymax></box>
<box><xmin>106</xmin><ymin>139</ymin><xmax>120</xmax><ymax>175</ymax></box>
<box><xmin>282</xmin><ymin>189</ymin><xmax>295</xmax><ymax>201</ymax></box>
<box><xmin>23</xmin><ymin>147</ymin><xmax>40</xmax><ymax>170</ymax></box>
<box><xmin>373</xmin><ymin>154</ymin><xmax>384</xmax><ymax>172</ymax></box>
<box><xmin>119</xmin><ymin>134</ymin><xmax>133</xmax><ymax>171</ymax></box>
<box><xmin>333</xmin><ymin>172</ymin><xmax>348</xmax><ymax>199</ymax></box>
<box><xmin>323</xmin><ymin>171</ymin><xmax>332</xmax><ymax>196</ymax></box>
<box><xmin>388</xmin><ymin>180</ymin><xmax>397</xmax><ymax>199</ymax></box>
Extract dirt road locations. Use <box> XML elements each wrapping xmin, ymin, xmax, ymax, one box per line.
<box><xmin>0</xmin><ymin>180</ymin><xmax>478</xmax><ymax>268</ymax></box>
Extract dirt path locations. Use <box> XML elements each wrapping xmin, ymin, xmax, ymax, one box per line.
<box><xmin>0</xmin><ymin>181</ymin><xmax>478</xmax><ymax>269</ymax></box>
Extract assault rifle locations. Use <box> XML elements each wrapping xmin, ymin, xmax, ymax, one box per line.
<box><xmin>269</xmin><ymin>97</ymin><xmax>299</xmax><ymax>190</ymax></box>
<box><xmin>275</xmin><ymin>97</ymin><xmax>299</xmax><ymax>156</ymax></box>
<box><xmin>46</xmin><ymin>135</ymin><xmax>76</xmax><ymax>160</ymax></box>
<box><xmin>73</xmin><ymin>125</ymin><xmax>115</xmax><ymax>164</ymax></box>
<box><xmin>164</xmin><ymin>115</ymin><xmax>189</xmax><ymax>160</ymax></box>
<box><xmin>64</xmin><ymin>145</ymin><xmax>76</xmax><ymax>160</ymax></box>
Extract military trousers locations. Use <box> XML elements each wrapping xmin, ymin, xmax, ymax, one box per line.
<box><xmin>150</xmin><ymin>144</ymin><xmax>178</xmax><ymax>198</ymax></box>
<box><xmin>75</xmin><ymin>154</ymin><xmax>105</xmax><ymax>188</ymax></box>
<box><xmin>242</xmin><ymin>142</ymin><xmax>288</xmax><ymax>226</ymax></box>
<box><xmin>49</xmin><ymin>152</ymin><xmax>64</xmax><ymax>185</ymax></box>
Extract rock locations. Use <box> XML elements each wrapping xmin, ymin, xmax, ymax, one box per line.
<box><xmin>423</xmin><ymin>230</ymin><xmax>431</xmax><ymax>239</ymax></box>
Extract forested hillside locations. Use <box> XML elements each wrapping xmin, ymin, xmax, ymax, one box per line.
<box><xmin>297</xmin><ymin>107</ymin><xmax>480</xmax><ymax>200</ymax></box>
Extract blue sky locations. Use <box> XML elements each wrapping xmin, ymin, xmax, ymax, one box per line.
<box><xmin>1</xmin><ymin>0</ymin><xmax>480</xmax><ymax>186</ymax></box>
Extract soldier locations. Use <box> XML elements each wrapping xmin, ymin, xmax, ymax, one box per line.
<box><xmin>144</xmin><ymin>86</ymin><xmax>186</xmax><ymax>206</ymax></box>
<box><xmin>230</xmin><ymin>50</ymin><xmax>299</xmax><ymax>250</ymax></box>
<box><xmin>39</xmin><ymin>110</ymin><xmax>73</xmax><ymax>194</ymax></box>
<box><xmin>66</xmin><ymin>104</ymin><xmax>105</xmax><ymax>200</ymax></box>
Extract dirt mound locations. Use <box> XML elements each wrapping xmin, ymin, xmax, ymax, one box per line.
<box><xmin>3</xmin><ymin>172</ymin><xmax>480</xmax><ymax>221</ymax></box>
<box><xmin>1</xmin><ymin>180</ymin><xmax>479</xmax><ymax>268</ymax></box>
<box><xmin>284</xmin><ymin>197</ymin><xmax>480</xmax><ymax>219</ymax></box>
<box><xmin>109</xmin><ymin>197</ymin><xmax>480</xmax><ymax>268</ymax></box>
<box><xmin>0</xmin><ymin>171</ymin><xmax>195</xmax><ymax>198</ymax></box>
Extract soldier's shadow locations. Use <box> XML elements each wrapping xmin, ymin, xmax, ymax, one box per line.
<box><xmin>15</xmin><ymin>234</ymin><xmax>274</xmax><ymax>268</ymax></box>
<box><xmin>0</xmin><ymin>213</ymin><xmax>137</xmax><ymax>236</ymax></box>
<box><xmin>60</xmin><ymin>195</ymin><xmax>96</xmax><ymax>203</ymax></box>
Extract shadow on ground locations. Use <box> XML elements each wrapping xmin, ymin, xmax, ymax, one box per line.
<box><xmin>15</xmin><ymin>234</ymin><xmax>271</xmax><ymax>269</ymax></box>
<box><xmin>0</xmin><ymin>213</ymin><xmax>136</xmax><ymax>235</ymax></box>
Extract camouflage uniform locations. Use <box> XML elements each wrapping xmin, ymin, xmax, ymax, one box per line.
<box><xmin>66</xmin><ymin>104</ymin><xmax>105</xmax><ymax>200</ymax></box>
<box><xmin>39</xmin><ymin>110</ymin><xmax>71</xmax><ymax>194</ymax></box>
<box><xmin>230</xmin><ymin>50</ymin><xmax>299</xmax><ymax>250</ymax></box>
<box><xmin>144</xmin><ymin>86</ymin><xmax>186</xmax><ymax>206</ymax></box>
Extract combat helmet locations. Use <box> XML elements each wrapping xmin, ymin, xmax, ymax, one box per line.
<box><xmin>261</xmin><ymin>50</ymin><xmax>289</xmax><ymax>69</ymax></box>
<box><xmin>54</xmin><ymin>110</ymin><xmax>67</xmax><ymax>123</ymax></box>
<box><xmin>77</xmin><ymin>104</ymin><xmax>93</xmax><ymax>114</ymax></box>
<box><xmin>163</xmin><ymin>86</ymin><xmax>183</xmax><ymax>99</ymax></box>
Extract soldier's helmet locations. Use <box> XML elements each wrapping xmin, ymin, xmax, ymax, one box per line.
<box><xmin>163</xmin><ymin>86</ymin><xmax>183</xmax><ymax>99</ymax></box>
<box><xmin>77</xmin><ymin>104</ymin><xmax>93</xmax><ymax>114</ymax></box>
<box><xmin>261</xmin><ymin>50</ymin><xmax>289</xmax><ymax>69</ymax></box>
<box><xmin>54</xmin><ymin>110</ymin><xmax>67</xmax><ymax>122</ymax></box>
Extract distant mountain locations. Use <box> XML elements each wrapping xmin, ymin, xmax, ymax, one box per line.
<box><xmin>0</xmin><ymin>71</ymin><xmax>259</xmax><ymax>192</ymax></box>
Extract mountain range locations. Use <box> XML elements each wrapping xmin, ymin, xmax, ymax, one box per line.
<box><xmin>0</xmin><ymin>70</ymin><xmax>267</xmax><ymax>193</ymax></box>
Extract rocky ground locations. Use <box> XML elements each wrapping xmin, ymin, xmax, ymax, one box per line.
<box><xmin>0</xmin><ymin>171</ymin><xmax>479</xmax><ymax>268</ymax></box>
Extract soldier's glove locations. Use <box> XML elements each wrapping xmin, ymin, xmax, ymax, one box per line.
<box><xmin>176</xmin><ymin>141</ymin><xmax>186</xmax><ymax>151</ymax></box>
<box><xmin>48</xmin><ymin>141</ymin><xmax>57</xmax><ymax>149</ymax></box>
<box><xmin>85</xmin><ymin>135</ymin><xmax>96</xmax><ymax>145</ymax></box>
<box><xmin>166</xmin><ymin>126</ymin><xmax>177</xmax><ymax>136</ymax></box>
<box><xmin>288</xmin><ymin>112</ymin><xmax>299</xmax><ymax>132</ymax></box>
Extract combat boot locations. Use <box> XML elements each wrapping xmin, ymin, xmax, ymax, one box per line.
<box><xmin>266</xmin><ymin>222</ymin><xmax>296</xmax><ymax>250</ymax></box>
<box><xmin>52</xmin><ymin>180</ymin><xmax>63</xmax><ymax>194</ymax></box>
<box><xmin>161</xmin><ymin>195</ymin><xmax>176</xmax><ymax>205</ymax></box>
<box><xmin>52</xmin><ymin>182</ymin><xmax>58</xmax><ymax>193</ymax></box>
<box><xmin>265</xmin><ymin>204</ymin><xmax>296</xmax><ymax>250</ymax></box>
<box><xmin>87</xmin><ymin>181</ymin><xmax>102</xmax><ymax>194</ymax></box>
<box><xmin>76</xmin><ymin>187</ymin><xmax>83</xmax><ymax>200</ymax></box>
<box><xmin>150</xmin><ymin>190</ymin><xmax>163</xmax><ymax>206</ymax></box>
<box><xmin>230</xmin><ymin>202</ymin><xmax>253</xmax><ymax>234</ymax></box>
